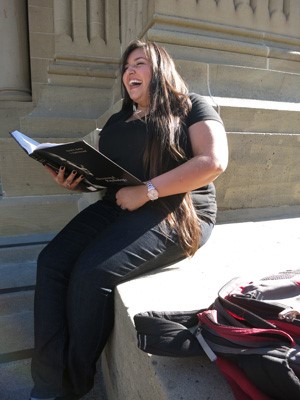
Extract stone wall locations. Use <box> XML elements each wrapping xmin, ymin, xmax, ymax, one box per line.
<box><xmin>0</xmin><ymin>0</ymin><xmax>299</xmax><ymax>238</ymax></box>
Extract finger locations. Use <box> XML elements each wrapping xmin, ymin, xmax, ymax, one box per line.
<box><xmin>70</xmin><ymin>175</ymin><xmax>85</xmax><ymax>189</ymax></box>
<box><xmin>44</xmin><ymin>165</ymin><xmax>58</xmax><ymax>178</ymax></box>
<box><xmin>62</xmin><ymin>170</ymin><xmax>77</xmax><ymax>187</ymax></box>
<box><xmin>65</xmin><ymin>174</ymin><xmax>85</xmax><ymax>190</ymax></box>
<box><xmin>56</xmin><ymin>166</ymin><xmax>66</xmax><ymax>184</ymax></box>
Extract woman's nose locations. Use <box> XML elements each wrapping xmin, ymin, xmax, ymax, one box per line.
<box><xmin>127</xmin><ymin>65</ymin><xmax>135</xmax><ymax>74</ymax></box>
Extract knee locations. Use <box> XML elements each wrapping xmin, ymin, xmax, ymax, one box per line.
<box><xmin>36</xmin><ymin>243</ymin><xmax>52</xmax><ymax>271</ymax></box>
<box><xmin>36</xmin><ymin>243</ymin><xmax>67</xmax><ymax>279</ymax></box>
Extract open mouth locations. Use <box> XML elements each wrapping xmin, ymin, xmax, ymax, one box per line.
<box><xmin>129</xmin><ymin>79</ymin><xmax>142</xmax><ymax>88</ymax></box>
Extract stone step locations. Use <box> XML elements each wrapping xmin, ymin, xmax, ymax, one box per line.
<box><xmin>0</xmin><ymin>243</ymin><xmax>41</xmax><ymax>265</ymax></box>
<box><xmin>0</xmin><ymin>358</ymin><xmax>33</xmax><ymax>400</ymax></box>
<box><xmin>0</xmin><ymin>262</ymin><xmax>36</xmax><ymax>291</ymax></box>
<box><xmin>0</xmin><ymin>287</ymin><xmax>107</xmax><ymax>399</ymax></box>
<box><xmin>0</xmin><ymin>195</ymin><xmax>81</xmax><ymax>237</ymax></box>
<box><xmin>0</xmin><ymin>284</ymin><xmax>109</xmax><ymax>399</ymax></box>
<box><xmin>0</xmin><ymin>358</ymin><xmax>108</xmax><ymax>400</ymax></box>
<box><xmin>0</xmin><ymin>291</ymin><xmax>34</xmax><ymax>358</ymax></box>
<box><xmin>0</xmin><ymin>235</ymin><xmax>50</xmax><ymax>290</ymax></box>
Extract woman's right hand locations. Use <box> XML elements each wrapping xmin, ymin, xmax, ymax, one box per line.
<box><xmin>45</xmin><ymin>165</ymin><xmax>85</xmax><ymax>191</ymax></box>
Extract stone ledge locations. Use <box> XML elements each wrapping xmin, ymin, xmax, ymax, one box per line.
<box><xmin>102</xmin><ymin>217</ymin><xmax>300</xmax><ymax>400</ymax></box>
<box><xmin>0</xmin><ymin>195</ymin><xmax>81</xmax><ymax>237</ymax></box>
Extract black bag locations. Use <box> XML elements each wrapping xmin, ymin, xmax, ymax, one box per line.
<box><xmin>134</xmin><ymin>270</ymin><xmax>300</xmax><ymax>400</ymax></box>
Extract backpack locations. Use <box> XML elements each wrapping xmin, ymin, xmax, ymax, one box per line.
<box><xmin>133</xmin><ymin>269</ymin><xmax>300</xmax><ymax>400</ymax></box>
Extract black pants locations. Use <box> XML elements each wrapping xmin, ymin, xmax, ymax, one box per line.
<box><xmin>30</xmin><ymin>198</ymin><xmax>213</xmax><ymax>399</ymax></box>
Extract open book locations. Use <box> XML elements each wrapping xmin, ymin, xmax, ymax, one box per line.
<box><xmin>10</xmin><ymin>130</ymin><xmax>142</xmax><ymax>192</ymax></box>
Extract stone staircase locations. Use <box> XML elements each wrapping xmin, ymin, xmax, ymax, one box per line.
<box><xmin>0</xmin><ymin>234</ymin><xmax>108</xmax><ymax>400</ymax></box>
<box><xmin>0</xmin><ymin>236</ymin><xmax>42</xmax><ymax>399</ymax></box>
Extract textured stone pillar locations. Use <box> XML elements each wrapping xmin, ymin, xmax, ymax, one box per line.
<box><xmin>0</xmin><ymin>0</ymin><xmax>31</xmax><ymax>101</ymax></box>
<box><xmin>22</xmin><ymin>0</ymin><xmax>122</xmax><ymax>136</ymax></box>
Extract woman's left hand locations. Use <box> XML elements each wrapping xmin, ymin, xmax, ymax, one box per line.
<box><xmin>116</xmin><ymin>185</ymin><xmax>148</xmax><ymax>211</ymax></box>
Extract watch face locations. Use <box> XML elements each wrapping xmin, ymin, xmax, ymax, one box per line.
<box><xmin>147</xmin><ymin>189</ymin><xmax>159</xmax><ymax>201</ymax></box>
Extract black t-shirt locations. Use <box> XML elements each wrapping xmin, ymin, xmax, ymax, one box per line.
<box><xmin>98</xmin><ymin>93</ymin><xmax>224</xmax><ymax>223</ymax></box>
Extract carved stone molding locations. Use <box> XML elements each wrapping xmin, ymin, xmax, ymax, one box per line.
<box><xmin>50</xmin><ymin>0</ymin><xmax>121</xmax><ymax>85</ymax></box>
<box><xmin>144</xmin><ymin>0</ymin><xmax>300</xmax><ymax>40</ymax></box>
<box><xmin>53</xmin><ymin>0</ymin><xmax>120</xmax><ymax>59</ymax></box>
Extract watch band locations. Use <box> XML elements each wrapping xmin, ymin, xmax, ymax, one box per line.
<box><xmin>146</xmin><ymin>180</ymin><xmax>159</xmax><ymax>201</ymax></box>
<box><xmin>146</xmin><ymin>180</ymin><xmax>156</xmax><ymax>191</ymax></box>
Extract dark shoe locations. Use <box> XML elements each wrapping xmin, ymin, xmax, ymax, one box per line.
<box><xmin>55</xmin><ymin>395</ymin><xmax>81</xmax><ymax>400</ymax></box>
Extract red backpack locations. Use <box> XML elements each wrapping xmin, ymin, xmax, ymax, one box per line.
<box><xmin>134</xmin><ymin>270</ymin><xmax>300</xmax><ymax>400</ymax></box>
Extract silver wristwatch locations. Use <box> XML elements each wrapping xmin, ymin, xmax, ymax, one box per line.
<box><xmin>146</xmin><ymin>181</ymin><xmax>159</xmax><ymax>201</ymax></box>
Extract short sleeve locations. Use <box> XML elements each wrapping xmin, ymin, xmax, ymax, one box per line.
<box><xmin>185</xmin><ymin>93</ymin><xmax>223</xmax><ymax>127</ymax></box>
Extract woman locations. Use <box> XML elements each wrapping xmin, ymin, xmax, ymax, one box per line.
<box><xmin>30</xmin><ymin>40</ymin><xmax>228</xmax><ymax>400</ymax></box>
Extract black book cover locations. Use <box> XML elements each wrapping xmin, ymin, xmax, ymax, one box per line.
<box><xmin>10</xmin><ymin>130</ymin><xmax>142</xmax><ymax>191</ymax></box>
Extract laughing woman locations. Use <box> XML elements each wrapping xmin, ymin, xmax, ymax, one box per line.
<box><xmin>30</xmin><ymin>39</ymin><xmax>228</xmax><ymax>400</ymax></box>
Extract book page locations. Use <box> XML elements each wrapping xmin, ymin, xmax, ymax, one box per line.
<box><xmin>10</xmin><ymin>130</ymin><xmax>61</xmax><ymax>154</ymax></box>
<box><xmin>10</xmin><ymin>130</ymin><xmax>40</xmax><ymax>154</ymax></box>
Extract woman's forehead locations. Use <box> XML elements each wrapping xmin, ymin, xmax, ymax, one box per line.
<box><xmin>126</xmin><ymin>47</ymin><xmax>148</xmax><ymax>62</ymax></box>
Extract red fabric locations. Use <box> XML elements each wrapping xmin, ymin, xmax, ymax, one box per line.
<box><xmin>197</xmin><ymin>310</ymin><xmax>295</xmax><ymax>346</ymax></box>
<box><xmin>216</xmin><ymin>357</ymin><xmax>272</xmax><ymax>400</ymax></box>
<box><xmin>269</xmin><ymin>319</ymin><xmax>300</xmax><ymax>340</ymax></box>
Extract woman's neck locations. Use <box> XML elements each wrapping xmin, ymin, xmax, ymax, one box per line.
<box><xmin>133</xmin><ymin>105</ymin><xmax>149</xmax><ymax>119</ymax></box>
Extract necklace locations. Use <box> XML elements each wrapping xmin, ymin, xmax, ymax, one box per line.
<box><xmin>132</xmin><ymin>107</ymin><xmax>149</xmax><ymax>121</ymax></box>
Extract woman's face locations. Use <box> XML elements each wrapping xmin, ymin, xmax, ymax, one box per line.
<box><xmin>122</xmin><ymin>47</ymin><xmax>152</xmax><ymax>109</ymax></box>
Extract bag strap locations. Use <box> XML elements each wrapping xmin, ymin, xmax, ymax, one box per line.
<box><xmin>213</xmin><ymin>297</ymin><xmax>248</xmax><ymax>328</ymax></box>
<box><xmin>218</xmin><ymin>278</ymin><xmax>280</xmax><ymax>329</ymax></box>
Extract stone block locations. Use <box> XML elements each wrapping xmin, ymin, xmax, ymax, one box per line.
<box><xmin>0</xmin><ymin>240</ymin><xmax>45</xmax><ymax>289</ymax></box>
<box><xmin>209</xmin><ymin>64</ymin><xmax>300</xmax><ymax>102</ymax></box>
<box><xmin>0</xmin><ymin>359</ymin><xmax>33</xmax><ymax>400</ymax></box>
<box><xmin>28</xmin><ymin>0</ymin><xmax>52</xmax><ymax>8</ymax></box>
<box><xmin>29</xmin><ymin>32</ymin><xmax>55</xmax><ymax>59</ymax></box>
<box><xmin>0</xmin><ymin>195</ymin><xmax>80</xmax><ymax>237</ymax></box>
<box><xmin>0</xmin><ymin>102</ymin><xmax>34</xmax><ymax>138</ymax></box>
<box><xmin>0</xmin><ymin>291</ymin><xmax>34</xmax><ymax>354</ymax></box>
<box><xmin>102</xmin><ymin>218</ymin><xmax>300</xmax><ymax>399</ymax></box>
<box><xmin>216</xmin><ymin>132</ymin><xmax>300</xmax><ymax>210</ymax></box>
<box><xmin>269</xmin><ymin>57</ymin><xmax>300</xmax><ymax>74</ymax></box>
<box><xmin>20</xmin><ymin>115</ymin><xmax>97</xmax><ymax>137</ymax></box>
<box><xmin>217</xmin><ymin>205</ymin><xmax>300</xmax><ymax>224</ymax></box>
<box><xmin>148</xmin><ymin>27</ymin><xmax>269</xmax><ymax>67</ymax></box>
<box><xmin>102</xmin><ymin>311</ymin><xmax>233</xmax><ymax>400</ymax></box>
<box><xmin>1</xmin><ymin>137</ymin><xmax>79</xmax><ymax>196</ymax></box>
<box><xmin>0</xmin><ymin>262</ymin><xmax>37</xmax><ymax>290</ymax></box>
<box><xmin>169</xmin><ymin>41</ymin><xmax>267</xmax><ymax>69</ymax></box>
<box><xmin>0</xmin><ymin>359</ymin><xmax>107</xmax><ymax>400</ymax></box>
<box><xmin>217</xmin><ymin>98</ymin><xmax>300</xmax><ymax>134</ymax></box>
<box><xmin>30</xmin><ymin>57</ymin><xmax>53</xmax><ymax>84</ymax></box>
<box><xmin>28</xmin><ymin>3</ymin><xmax>54</xmax><ymax>34</ymax></box>
<box><xmin>0</xmin><ymin>243</ymin><xmax>41</xmax><ymax>266</ymax></box>
<box><xmin>22</xmin><ymin>85</ymin><xmax>113</xmax><ymax>133</ymax></box>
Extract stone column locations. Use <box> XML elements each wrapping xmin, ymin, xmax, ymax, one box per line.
<box><xmin>0</xmin><ymin>0</ymin><xmax>31</xmax><ymax>101</ymax></box>
<box><xmin>25</xmin><ymin>0</ymin><xmax>122</xmax><ymax>135</ymax></box>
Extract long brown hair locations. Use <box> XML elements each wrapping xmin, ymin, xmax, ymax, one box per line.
<box><xmin>120</xmin><ymin>40</ymin><xmax>201</xmax><ymax>256</ymax></box>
